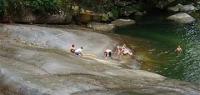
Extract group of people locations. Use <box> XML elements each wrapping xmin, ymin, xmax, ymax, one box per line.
<box><xmin>70</xmin><ymin>44</ymin><xmax>84</xmax><ymax>56</ymax></box>
<box><xmin>70</xmin><ymin>43</ymin><xmax>133</xmax><ymax>60</ymax></box>
<box><xmin>69</xmin><ymin>43</ymin><xmax>182</xmax><ymax>60</ymax></box>
<box><xmin>103</xmin><ymin>44</ymin><xmax>182</xmax><ymax>60</ymax></box>
<box><xmin>104</xmin><ymin>44</ymin><xmax>133</xmax><ymax>59</ymax></box>
<box><xmin>70</xmin><ymin>44</ymin><xmax>182</xmax><ymax>62</ymax></box>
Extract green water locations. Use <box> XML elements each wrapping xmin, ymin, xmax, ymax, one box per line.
<box><xmin>115</xmin><ymin>15</ymin><xmax>200</xmax><ymax>84</ymax></box>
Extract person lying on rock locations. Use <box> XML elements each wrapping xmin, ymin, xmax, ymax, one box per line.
<box><xmin>115</xmin><ymin>44</ymin><xmax>133</xmax><ymax>57</ymax></box>
<box><xmin>75</xmin><ymin>47</ymin><xmax>83</xmax><ymax>56</ymax></box>
<box><xmin>70</xmin><ymin>44</ymin><xmax>76</xmax><ymax>53</ymax></box>
<box><xmin>122</xmin><ymin>48</ymin><xmax>133</xmax><ymax>56</ymax></box>
<box><xmin>104</xmin><ymin>49</ymin><xmax>112</xmax><ymax>59</ymax></box>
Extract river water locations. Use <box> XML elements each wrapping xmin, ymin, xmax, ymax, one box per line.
<box><xmin>115</xmin><ymin>15</ymin><xmax>200</xmax><ymax>84</ymax></box>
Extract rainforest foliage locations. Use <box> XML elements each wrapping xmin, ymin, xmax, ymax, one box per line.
<box><xmin>0</xmin><ymin>0</ymin><xmax>198</xmax><ymax>22</ymax></box>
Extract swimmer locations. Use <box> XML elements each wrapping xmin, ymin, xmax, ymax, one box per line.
<box><xmin>175</xmin><ymin>45</ymin><xmax>182</xmax><ymax>53</ymax></box>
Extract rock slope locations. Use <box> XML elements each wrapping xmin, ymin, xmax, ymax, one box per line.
<box><xmin>0</xmin><ymin>24</ymin><xmax>199</xmax><ymax>95</ymax></box>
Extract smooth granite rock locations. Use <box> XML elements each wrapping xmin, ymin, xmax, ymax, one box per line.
<box><xmin>167</xmin><ymin>13</ymin><xmax>195</xmax><ymax>24</ymax></box>
<box><xmin>0</xmin><ymin>25</ymin><xmax>199</xmax><ymax>95</ymax></box>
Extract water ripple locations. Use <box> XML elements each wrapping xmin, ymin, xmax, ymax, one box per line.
<box><xmin>179</xmin><ymin>22</ymin><xmax>200</xmax><ymax>84</ymax></box>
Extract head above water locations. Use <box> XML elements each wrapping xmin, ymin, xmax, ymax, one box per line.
<box><xmin>81</xmin><ymin>47</ymin><xmax>83</xmax><ymax>49</ymax></box>
<box><xmin>72</xmin><ymin>44</ymin><xmax>75</xmax><ymax>47</ymax></box>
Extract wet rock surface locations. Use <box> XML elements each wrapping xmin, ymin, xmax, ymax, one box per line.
<box><xmin>0</xmin><ymin>24</ymin><xmax>199</xmax><ymax>95</ymax></box>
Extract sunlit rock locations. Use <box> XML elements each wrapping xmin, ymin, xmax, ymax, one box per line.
<box><xmin>0</xmin><ymin>25</ymin><xmax>199</xmax><ymax>95</ymax></box>
<box><xmin>180</xmin><ymin>4</ymin><xmax>197</xmax><ymax>12</ymax></box>
<box><xmin>168</xmin><ymin>4</ymin><xmax>197</xmax><ymax>12</ymax></box>
<box><xmin>167</xmin><ymin>13</ymin><xmax>195</xmax><ymax>24</ymax></box>
<box><xmin>168</xmin><ymin>4</ymin><xmax>184</xmax><ymax>12</ymax></box>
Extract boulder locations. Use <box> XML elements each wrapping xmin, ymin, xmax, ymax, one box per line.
<box><xmin>79</xmin><ymin>13</ymin><xmax>93</xmax><ymax>24</ymax></box>
<box><xmin>155</xmin><ymin>0</ymin><xmax>176</xmax><ymax>9</ymax></box>
<box><xmin>7</xmin><ymin>10</ymin><xmax>72</xmax><ymax>24</ymax></box>
<box><xmin>168</xmin><ymin>4</ymin><xmax>184</xmax><ymax>12</ymax></box>
<box><xmin>111</xmin><ymin>19</ymin><xmax>136</xmax><ymax>27</ymax></box>
<box><xmin>14</xmin><ymin>10</ymin><xmax>36</xmax><ymax>24</ymax></box>
<box><xmin>168</xmin><ymin>4</ymin><xmax>197</xmax><ymax>12</ymax></box>
<box><xmin>167</xmin><ymin>13</ymin><xmax>195</xmax><ymax>24</ymax></box>
<box><xmin>45</xmin><ymin>13</ymin><xmax>72</xmax><ymax>24</ymax></box>
<box><xmin>87</xmin><ymin>22</ymin><xmax>115</xmax><ymax>32</ymax></box>
<box><xmin>36</xmin><ymin>11</ymin><xmax>72</xmax><ymax>24</ymax></box>
<box><xmin>180</xmin><ymin>4</ymin><xmax>197</xmax><ymax>12</ymax></box>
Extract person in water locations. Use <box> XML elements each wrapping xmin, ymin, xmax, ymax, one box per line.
<box><xmin>75</xmin><ymin>47</ymin><xmax>83</xmax><ymax>56</ymax></box>
<box><xmin>70</xmin><ymin>44</ymin><xmax>76</xmax><ymax>53</ymax></box>
<box><xmin>175</xmin><ymin>45</ymin><xmax>182</xmax><ymax>53</ymax></box>
<box><xmin>104</xmin><ymin>49</ymin><xmax>112</xmax><ymax>59</ymax></box>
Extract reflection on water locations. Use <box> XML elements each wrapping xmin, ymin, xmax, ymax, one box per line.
<box><xmin>115</xmin><ymin>18</ymin><xmax>200</xmax><ymax>84</ymax></box>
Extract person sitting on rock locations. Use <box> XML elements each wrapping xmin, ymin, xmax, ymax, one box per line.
<box><xmin>104</xmin><ymin>49</ymin><xmax>112</xmax><ymax>59</ymax></box>
<box><xmin>116</xmin><ymin>45</ymin><xmax>122</xmax><ymax>56</ymax></box>
<box><xmin>70</xmin><ymin>44</ymin><xmax>76</xmax><ymax>53</ymax></box>
<box><xmin>75</xmin><ymin>47</ymin><xmax>83</xmax><ymax>56</ymax></box>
